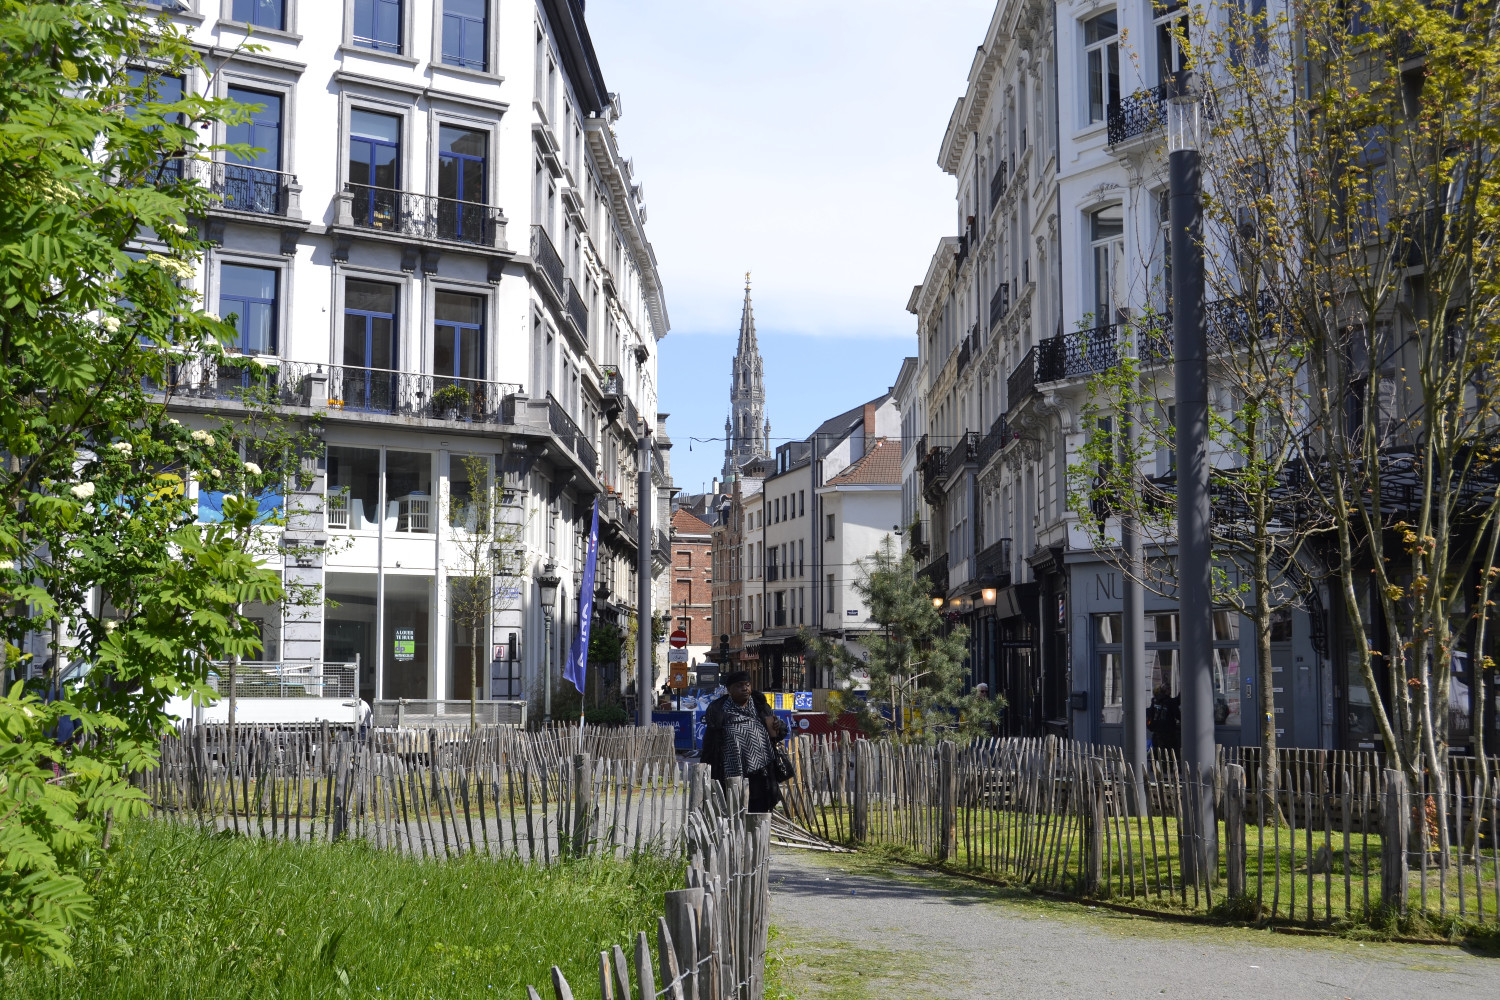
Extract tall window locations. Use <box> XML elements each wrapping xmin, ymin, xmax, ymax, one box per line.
<box><xmin>442</xmin><ymin>0</ymin><xmax>487</xmax><ymax>71</ymax></box>
<box><xmin>434</xmin><ymin>291</ymin><xmax>484</xmax><ymax>382</ymax></box>
<box><xmin>349</xmin><ymin>109</ymin><xmax>400</xmax><ymax>228</ymax></box>
<box><xmin>232</xmin><ymin>0</ymin><xmax>284</xmax><ymax>30</ymax></box>
<box><xmin>1084</xmin><ymin>10</ymin><xmax>1119</xmax><ymax>124</ymax></box>
<box><xmin>1089</xmin><ymin>205</ymin><xmax>1124</xmax><ymax>324</ymax></box>
<box><xmin>438</xmin><ymin>125</ymin><xmax>487</xmax><ymax>240</ymax></box>
<box><xmin>225</xmin><ymin>86</ymin><xmax>282</xmax><ymax>213</ymax></box>
<box><xmin>1154</xmin><ymin>1</ymin><xmax>1188</xmax><ymax>86</ymax></box>
<box><xmin>126</xmin><ymin>68</ymin><xmax>186</xmax><ymax>182</ymax></box>
<box><xmin>341</xmin><ymin>281</ymin><xmax>398</xmax><ymax>413</ymax></box>
<box><xmin>219</xmin><ymin>264</ymin><xmax>278</xmax><ymax>355</ymax></box>
<box><xmin>353</xmin><ymin>0</ymin><xmax>401</xmax><ymax>52</ymax></box>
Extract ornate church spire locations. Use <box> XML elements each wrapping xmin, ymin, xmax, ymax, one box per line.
<box><xmin>722</xmin><ymin>274</ymin><xmax>769</xmax><ymax>481</ymax></box>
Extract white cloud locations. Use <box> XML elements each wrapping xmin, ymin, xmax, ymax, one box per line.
<box><xmin>587</xmin><ymin>0</ymin><xmax>993</xmax><ymax>339</ymax></box>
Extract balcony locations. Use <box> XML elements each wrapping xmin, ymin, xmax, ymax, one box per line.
<box><xmin>327</xmin><ymin>366</ymin><xmax>520</xmax><ymax>424</ymax></box>
<box><xmin>1037</xmin><ymin>324</ymin><xmax>1120</xmax><ymax>383</ymax></box>
<box><xmin>564</xmin><ymin>278</ymin><xmax>589</xmax><ymax>339</ymax></box>
<box><xmin>921</xmin><ymin>551</ymin><xmax>950</xmax><ymax>597</ymax></box>
<box><xmin>195</xmin><ymin>161</ymin><xmax>296</xmax><ymax>216</ymax></box>
<box><xmin>989</xmin><ymin>282</ymin><xmax>1010</xmax><ymax>330</ymax></box>
<box><xmin>1006</xmin><ymin>345</ymin><xmax>1038</xmax><ymax>413</ymax></box>
<box><xmin>145</xmin><ymin>355</ymin><xmax>309</xmax><ymax>406</ymax></box>
<box><xmin>1107</xmin><ymin>84</ymin><xmax>1168</xmax><ymax>147</ymax></box>
<box><xmin>919</xmin><ymin>442</ymin><xmax>949</xmax><ymax>503</ymax></box>
<box><xmin>976</xmin><ymin>414</ymin><xmax>1010</xmax><ymax>468</ymax></box>
<box><xmin>944</xmin><ymin>431</ymin><xmax>978</xmax><ymax>480</ymax></box>
<box><xmin>956</xmin><ymin>334</ymin><xmax>973</xmax><ymax>376</ymax></box>
<box><xmin>989</xmin><ymin>159</ymin><xmax>1009</xmax><ymax>210</ymax></box>
<box><xmin>530</xmin><ymin>224</ymin><xmax>565</xmax><ymax>297</ymax></box>
<box><xmin>975</xmin><ymin>537</ymin><xmax>1013</xmax><ymax>587</ymax></box>
<box><xmin>344</xmin><ymin>184</ymin><xmax>506</xmax><ymax>247</ymax></box>
<box><xmin>546</xmin><ymin>392</ymin><xmax>598</xmax><ymax>473</ymax></box>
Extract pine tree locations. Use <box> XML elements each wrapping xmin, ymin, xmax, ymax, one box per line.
<box><xmin>805</xmin><ymin>536</ymin><xmax>998</xmax><ymax>743</ymax></box>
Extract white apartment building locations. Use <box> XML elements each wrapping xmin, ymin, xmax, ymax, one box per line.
<box><xmin>742</xmin><ymin>397</ymin><xmax>900</xmax><ymax>692</ymax></box>
<box><xmin>140</xmin><ymin>0</ymin><xmax>674</xmax><ymax>720</ymax></box>
<box><xmin>909</xmin><ymin>0</ymin><xmax>1327</xmax><ymax>747</ymax></box>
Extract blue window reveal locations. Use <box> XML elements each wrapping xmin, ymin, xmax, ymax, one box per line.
<box><xmin>442</xmin><ymin>0</ymin><xmax>487</xmax><ymax>71</ymax></box>
<box><xmin>349</xmin><ymin>109</ymin><xmax>401</xmax><ymax>229</ymax></box>
<box><xmin>354</xmin><ymin>0</ymin><xmax>402</xmax><ymax>52</ymax></box>
<box><xmin>342</xmin><ymin>280</ymin><xmax>398</xmax><ymax>412</ymax></box>
<box><xmin>438</xmin><ymin>126</ymin><xmax>486</xmax><ymax>241</ymax></box>
<box><xmin>434</xmin><ymin>291</ymin><xmax>484</xmax><ymax>383</ymax></box>
<box><xmin>219</xmin><ymin>264</ymin><xmax>278</xmax><ymax>356</ymax></box>
<box><xmin>224</xmin><ymin>86</ymin><xmax>283</xmax><ymax>213</ymax></box>
<box><xmin>232</xmin><ymin>0</ymin><xmax>285</xmax><ymax>30</ymax></box>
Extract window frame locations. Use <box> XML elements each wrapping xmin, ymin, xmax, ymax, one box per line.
<box><xmin>221</xmin><ymin>0</ymin><xmax>298</xmax><ymax>38</ymax></box>
<box><xmin>347</xmin><ymin>0</ymin><xmax>407</xmax><ymax>57</ymax></box>
<box><xmin>432</xmin><ymin>0</ymin><xmax>502</xmax><ymax>80</ymax></box>
<box><xmin>427</xmin><ymin>281</ymin><xmax>494</xmax><ymax>384</ymax></box>
<box><xmin>1082</xmin><ymin>9</ymin><xmax>1120</xmax><ymax>127</ymax></box>
<box><xmin>212</xmin><ymin>256</ymin><xmax>286</xmax><ymax>357</ymax></box>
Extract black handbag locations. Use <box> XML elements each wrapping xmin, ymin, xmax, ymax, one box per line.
<box><xmin>771</xmin><ymin>743</ymin><xmax>795</xmax><ymax>783</ymax></box>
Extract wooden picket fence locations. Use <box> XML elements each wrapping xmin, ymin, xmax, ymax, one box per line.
<box><xmin>779</xmin><ymin>733</ymin><xmax>1500</xmax><ymax>927</ymax></box>
<box><xmin>525</xmin><ymin>774</ymin><xmax>773</xmax><ymax>1000</ymax></box>
<box><xmin>145</xmin><ymin>722</ymin><xmax>686</xmax><ymax>860</ymax></box>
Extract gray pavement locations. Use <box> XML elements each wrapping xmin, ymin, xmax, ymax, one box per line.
<box><xmin>769</xmin><ymin>849</ymin><xmax>1497</xmax><ymax>1000</ymax></box>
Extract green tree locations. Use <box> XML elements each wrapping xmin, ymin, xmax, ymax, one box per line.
<box><xmin>804</xmin><ymin>535</ymin><xmax>997</xmax><ymax>743</ymax></box>
<box><xmin>0</xmin><ymin>0</ymin><xmax>279</xmax><ymax>960</ymax></box>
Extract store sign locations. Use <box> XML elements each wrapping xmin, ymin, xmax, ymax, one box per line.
<box><xmin>394</xmin><ymin>628</ymin><xmax>415</xmax><ymax>661</ymax></box>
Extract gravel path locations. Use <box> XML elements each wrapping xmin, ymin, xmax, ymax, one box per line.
<box><xmin>769</xmin><ymin>849</ymin><xmax>1497</xmax><ymax>1000</ymax></box>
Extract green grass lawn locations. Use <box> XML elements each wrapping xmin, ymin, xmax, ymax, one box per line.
<box><xmin>802</xmin><ymin>802</ymin><xmax>1500</xmax><ymax>935</ymax></box>
<box><xmin>1</xmin><ymin>822</ymin><xmax>682</xmax><ymax>1000</ymax></box>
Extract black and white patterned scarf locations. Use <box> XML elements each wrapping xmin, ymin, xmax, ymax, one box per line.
<box><xmin>720</xmin><ymin>698</ymin><xmax>772</xmax><ymax>778</ymax></box>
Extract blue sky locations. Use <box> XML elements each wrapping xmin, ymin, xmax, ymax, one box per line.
<box><xmin>585</xmin><ymin>0</ymin><xmax>995</xmax><ymax>496</ymax></box>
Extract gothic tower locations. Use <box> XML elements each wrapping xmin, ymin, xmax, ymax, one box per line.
<box><xmin>722</xmin><ymin>274</ymin><xmax>769</xmax><ymax>481</ymax></box>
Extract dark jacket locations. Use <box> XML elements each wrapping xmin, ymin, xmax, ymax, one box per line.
<box><xmin>700</xmin><ymin>692</ymin><xmax>779</xmax><ymax>782</ymax></box>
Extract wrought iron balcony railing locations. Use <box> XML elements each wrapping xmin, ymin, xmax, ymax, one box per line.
<box><xmin>945</xmin><ymin>431</ymin><xmax>978</xmax><ymax>480</ymax></box>
<box><xmin>1007</xmin><ymin>345</ymin><xmax>1038</xmax><ymax>412</ymax></box>
<box><xmin>345</xmin><ymin>183</ymin><xmax>504</xmax><ymax>246</ymax></box>
<box><xmin>976</xmin><ymin>414</ymin><xmax>1010</xmax><ymax>468</ymax></box>
<box><xmin>327</xmin><ymin>365</ymin><xmax>521</xmax><ymax>424</ymax></box>
<box><xmin>600</xmin><ymin>364</ymin><xmax>622</xmax><ymax>395</ymax></box>
<box><xmin>956</xmin><ymin>334</ymin><xmax>973</xmax><ymax>376</ymax></box>
<box><xmin>565</xmin><ymin>278</ymin><xmax>589</xmax><ymax>337</ymax></box>
<box><xmin>196</xmin><ymin>161</ymin><xmax>295</xmax><ymax>216</ymax></box>
<box><xmin>144</xmin><ymin>355</ymin><xmax>308</xmax><ymax>405</ymax></box>
<box><xmin>989</xmin><ymin>282</ymin><xmax>1010</xmax><ymax>330</ymax></box>
<box><xmin>1106</xmin><ymin>84</ymin><xmax>1168</xmax><ymax>146</ymax></box>
<box><xmin>1037</xmin><ymin>324</ymin><xmax>1120</xmax><ymax>383</ymax></box>
<box><xmin>547</xmin><ymin>392</ymin><xmax>598</xmax><ymax>472</ymax></box>
<box><xmin>530</xmin><ymin>224</ymin><xmax>566</xmax><ymax>297</ymax></box>
<box><xmin>976</xmin><ymin>537</ymin><xmax>1013</xmax><ymax>587</ymax></box>
<box><xmin>989</xmin><ymin>159</ymin><xmax>1009</xmax><ymax>210</ymax></box>
<box><xmin>919</xmin><ymin>443</ymin><xmax>949</xmax><ymax>503</ymax></box>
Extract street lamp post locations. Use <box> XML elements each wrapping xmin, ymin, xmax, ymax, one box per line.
<box><xmin>538</xmin><ymin>562</ymin><xmax>561</xmax><ymax>727</ymax></box>
<box><xmin>1168</xmin><ymin>72</ymin><xmax>1216</xmax><ymax>879</ymax></box>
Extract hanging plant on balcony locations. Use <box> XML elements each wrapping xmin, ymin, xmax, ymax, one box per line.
<box><xmin>430</xmin><ymin>382</ymin><xmax>471</xmax><ymax>416</ymax></box>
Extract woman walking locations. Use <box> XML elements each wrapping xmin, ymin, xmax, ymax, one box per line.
<box><xmin>700</xmin><ymin>671</ymin><xmax>783</xmax><ymax>813</ymax></box>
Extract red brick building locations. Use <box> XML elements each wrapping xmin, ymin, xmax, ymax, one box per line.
<box><xmin>670</xmin><ymin>508</ymin><xmax>715</xmax><ymax>670</ymax></box>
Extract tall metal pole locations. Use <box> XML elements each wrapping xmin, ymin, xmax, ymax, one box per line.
<box><xmin>1170</xmin><ymin>79</ymin><xmax>1216</xmax><ymax>879</ymax></box>
<box><xmin>636</xmin><ymin>424</ymin><xmax>654</xmax><ymax>727</ymax></box>
<box><xmin>542</xmin><ymin>611</ymin><xmax>553</xmax><ymax>726</ymax></box>
<box><xmin>1122</xmin><ymin>400</ymin><xmax>1149</xmax><ymax>808</ymax></box>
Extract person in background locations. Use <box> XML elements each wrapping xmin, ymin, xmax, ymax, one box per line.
<box><xmin>699</xmin><ymin>670</ymin><xmax>782</xmax><ymax>813</ymax></box>
<box><xmin>1147</xmin><ymin>685</ymin><xmax>1182</xmax><ymax>755</ymax></box>
<box><xmin>974</xmin><ymin>682</ymin><xmax>990</xmax><ymax>700</ymax></box>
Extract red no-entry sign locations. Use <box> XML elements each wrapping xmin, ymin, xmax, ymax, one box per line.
<box><xmin>669</xmin><ymin>629</ymin><xmax>688</xmax><ymax>649</ymax></box>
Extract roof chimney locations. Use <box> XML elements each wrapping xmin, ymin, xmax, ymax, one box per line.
<box><xmin>862</xmin><ymin>402</ymin><xmax>876</xmax><ymax>439</ymax></box>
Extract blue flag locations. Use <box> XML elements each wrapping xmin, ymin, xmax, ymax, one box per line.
<box><xmin>565</xmin><ymin>498</ymin><xmax>600</xmax><ymax>694</ymax></box>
